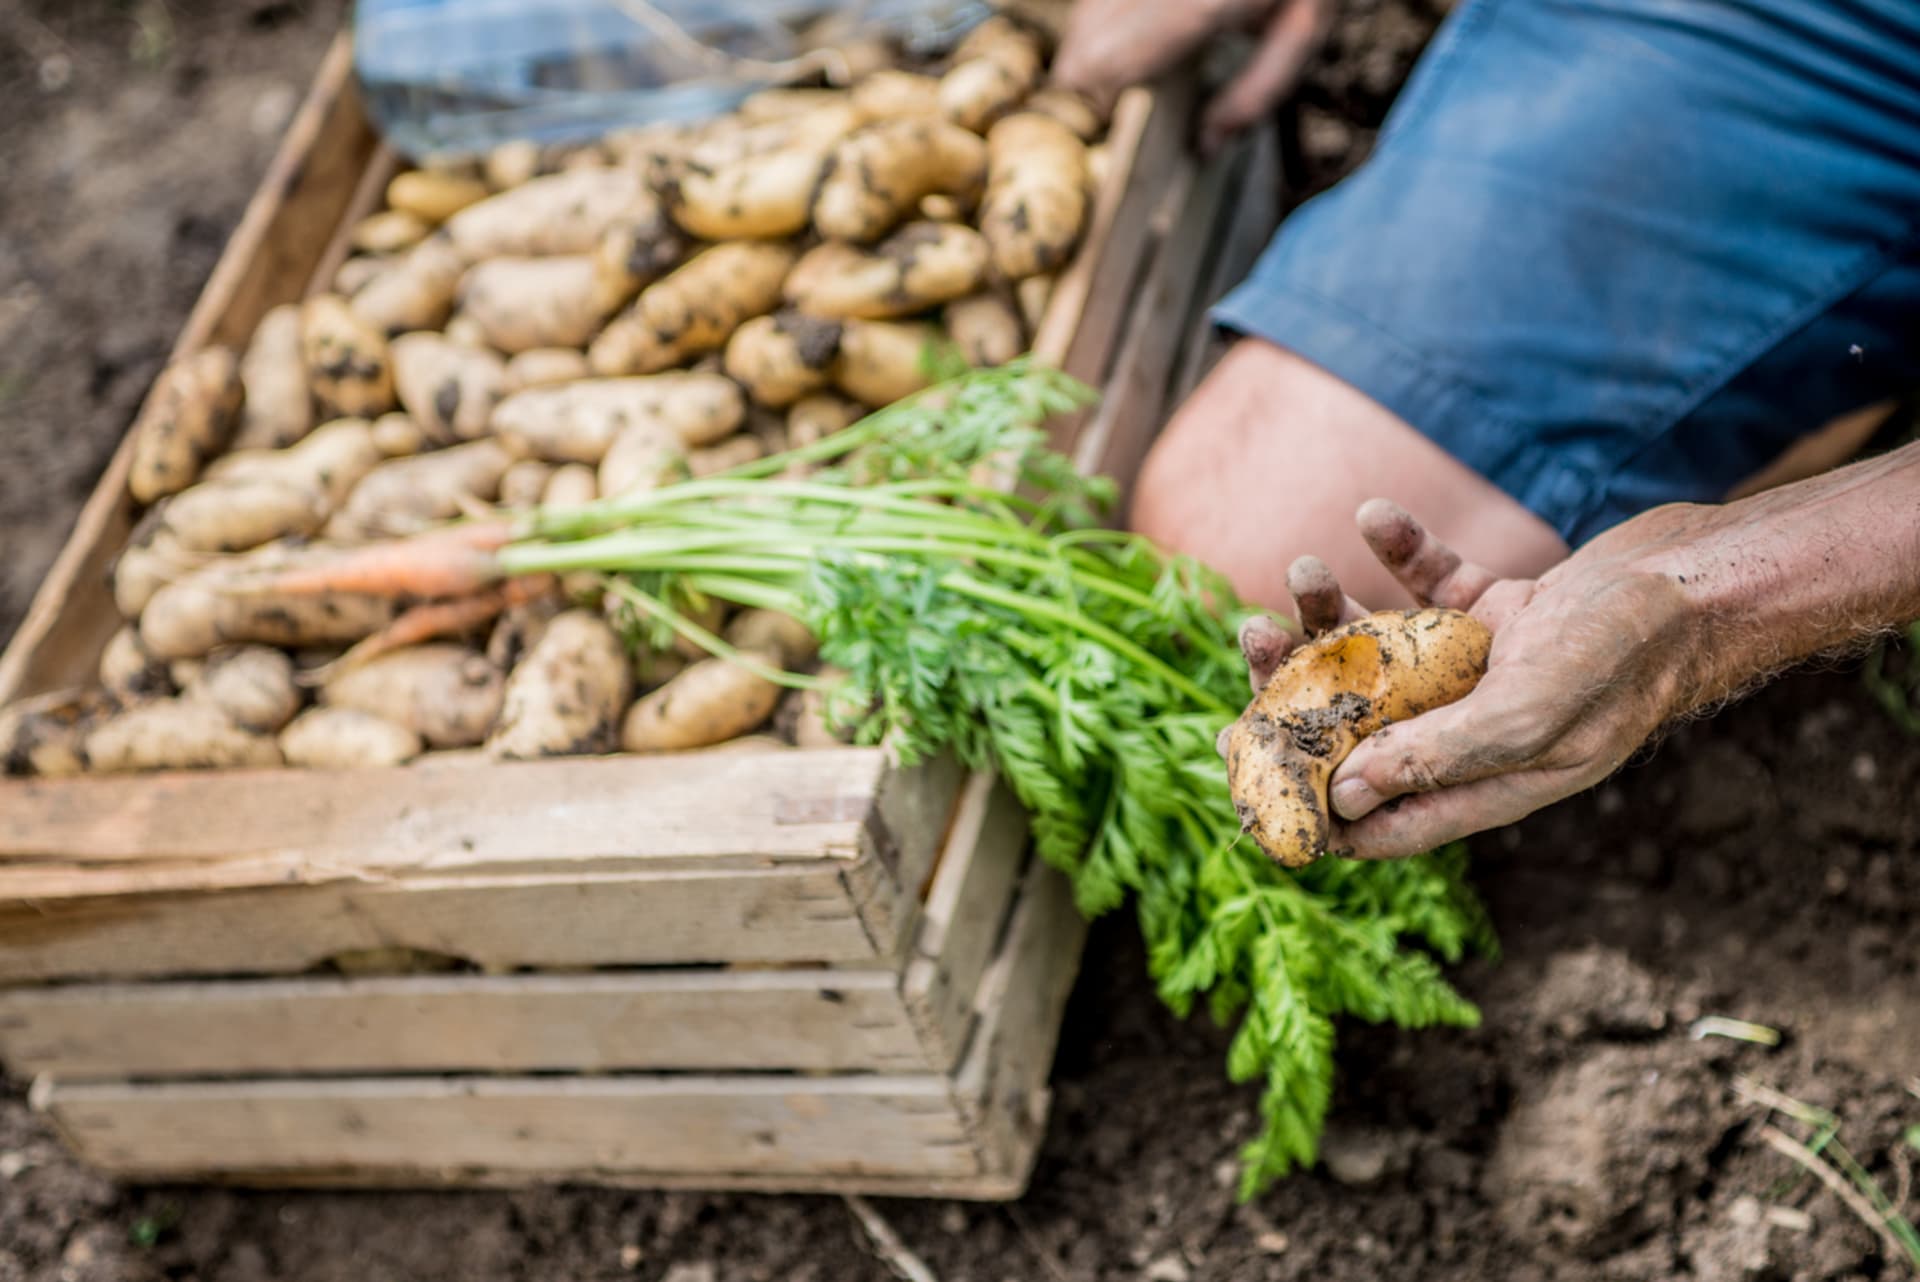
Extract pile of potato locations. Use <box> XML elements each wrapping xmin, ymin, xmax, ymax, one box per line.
<box><xmin>0</xmin><ymin>14</ymin><xmax>1106</xmax><ymax>778</ymax></box>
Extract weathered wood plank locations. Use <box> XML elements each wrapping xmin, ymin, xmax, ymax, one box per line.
<box><xmin>37</xmin><ymin>1074</ymin><xmax>980</xmax><ymax>1181</ymax></box>
<box><xmin>1168</xmin><ymin>121</ymin><xmax>1282</xmax><ymax>408</ymax></box>
<box><xmin>0</xmin><ymin>34</ymin><xmax>377</xmax><ymax>706</ymax></box>
<box><xmin>900</xmin><ymin>774</ymin><xmax>1030</xmax><ymax>1069</ymax></box>
<box><xmin>0</xmin><ymin>970</ymin><xmax>926</xmax><ymax>1078</ymax></box>
<box><xmin>0</xmin><ymin>865</ymin><xmax>882</xmax><ymax>983</ymax></box>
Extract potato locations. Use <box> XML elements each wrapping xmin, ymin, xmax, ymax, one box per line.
<box><xmin>542</xmin><ymin>462</ymin><xmax>598</xmax><ymax>508</ymax></box>
<box><xmin>390</xmin><ymin>332</ymin><xmax>506</xmax><ymax>442</ymax></box>
<box><xmin>325</xmin><ymin>438</ymin><xmax>513</xmax><ymax>539</ymax></box>
<box><xmin>786</xmin><ymin>393</ymin><xmax>864</xmax><ymax>448</ymax></box>
<box><xmin>493</xmin><ymin>372</ymin><xmax>744</xmax><ymax>464</ymax></box>
<box><xmin>458</xmin><ymin>256</ymin><xmax>618</xmax><ymax>355</ymax></box>
<box><xmin>621</xmin><ymin>653</ymin><xmax>782</xmax><ymax>753</ymax></box>
<box><xmin>200</xmin><ymin>417</ymin><xmax>384</xmax><ymax>510</ymax></box>
<box><xmin>1016</xmin><ymin>272</ymin><xmax>1056</xmax><ymax>332</ymax></box>
<box><xmin>0</xmin><ymin>688</ymin><xmax>116</xmax><ymax>777</ymax></box>
<box><xmin>111</xmin><ymin>509</ymin><xmax>210</xmax><ymax>618</ymax></box>
<box><xmin>588</xmin><ymin>241</ymin><xmax>797</xmax><ymax>376</ymax></box>
<box><xmin>811</xmin><ymin>119</ymin><xmax>988</xmax><ymax>242</ymax></box>
<box><xmin>183</xmin><ymin>645</ymin><xmax>301</xmax><ymax>734</ymax></box>
<box><xmin>161</xmin><ymin>475</ymin><xmax>326</xmax><ymax>553</ymax></box>
<box><xmin>1022</xmin><ymin>87</ymin><xmax>1105</xmax><ymax>142</ymax></box>
<box><xmin>140</xmin><ymin>553</ymin><xmax>403</xmax><ymax>661</ymax></box>
<box><xmin>127</xmin><ymin>347</ymin><xmax>244</xmax><ymax>504</ymax></box>
<box><xmin>919</xmin><ymin>192</ymin><xmax>965</xmax><ymax>222</ymax></box>
<box><xmin>592</xmin><ymin>202</ymin><xmax>690</xmax><ymax>312</ymax></box>
<box><xmin>739</xmin><ymin>87</ymin><xmax>850</xmax><ymax>121</ymax></box>
<box><xmin>483</xmin><ymin>139</ymin><xmax>541</xmax><ymax>191</ymax></box>
<box><xmin>945</xmin><ymin>290</ymin><xmax>1026</xmax><ymax>366</ymax></box>
<box><xmin>938</xmin><ymin>16</ymin><xmax>1045</xmax><ymax>133</ymax></box>
<box><xmin>444</xmin><ymin>167</ymin><xmax>650</xmax><ymax>260</ymax></box>
<box><xmin>232</xmin><ymin>304</ymin><xmax>314</xmax><ymax>450</ymax></box>
<box><xmin>724</xmin><ymin>609</ymin><xmax>817</xmax><ymax>667</ymax></box>
<box><xmin>503</xmin><ymin>348</ymin><xmax>591</xmax><ymax>395</ymax></box>
<box><xmin>334</xmin><ymin>255</ymin><xmax>390</xmax><ymax>297</ymax></box>
<box><xmin>499</xmin><ymin>458</ymin><xmax>554</xmax><ymax>509</ymax></box>
<box><xmin>100</xmin><ymin>625</ymin><xmax>172</xmax><ymax>700</ymax></box>
<box><xmin>1086</xmin><ymin>142</ymin><xmax>1112</xmax><ymax>193</ymax></box>
<box><xmin>980</xmin><ymin>113</ymin><xmax>1091</xmax><ymax>279</ymax></box>
<box><xmin>833</xmin><ymin>319</ymin><xmax>939</xmax><ymax>407</ymax></box>
<box><xmin>783</xmin><ymin>668</ymin><xmax>853</xmax><ymax>749</ymax></box>
<box><xmin>1224</xmin><ymin>609</ymin><xmax>1493</xmax><ymax>868</ymax></box>
<box><xmin>351</xmin><ymin>209</ymin><xmax>431</xmax><ymax>255</ymax></box>
<box><xmin>486</xmin><ymin>611</ymin><xmax>631</xmax><ymax>759</ymax></box>
<box><xmin>85</xmin><ymin>699</ymin><xmax>283</xmax><ymax>773</ymax></box>
<box><xmin>280</xmin><ymin>706</ymin><xmax>422</xmax><ymax>769</ymax></box>
<box><xmin>598</xmin><ymin>422</ymin><xmax>684</xmax><ymax>499</ymax></box>
<box><xmin>669</xmin><ymin>105</ymin><xmax>861</xmax><ymax>242</ymax></box>
<box><xmin>687</xmin><ymin>435</ymin><xmax>765</xmax><ymax>478</ymax></box>
<box><xmin>386</xmin><ymin>170</ymin><xmax>491</xmax><ymax>224</ymax></box>
<box><xmin>724</xmin><ymin>312</ymin><xmax>843</xmax><ymax>408</ymax></box>
<box><xmin>349</xmin><ymin>236</ymin><xmax>467</xmax><ymax>337</ymax></box>
<box><xmin>785</xmin><ymin>222</ymin><xmax>990</xmax><ymax>319</ymax></box>
<box><xmin>322</xmin><ymin>644</ymin><xmax>506</xmax><ymax>750</ymax></box>
<box><xmin>371</xmin><ymin>412</ymin><xmax>429</xmax><ymax>457</ymax></box>
<box><xmin>302</xmin><ymin>293</ymin><xmax>395</xmax><ymax>419</ymax></box>
<box><xmin>852</xmin><ymin>70</ymin><xmax>942</xmax><ymax>120</ymax></box>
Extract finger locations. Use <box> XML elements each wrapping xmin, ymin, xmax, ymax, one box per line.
<box><xmin>1238</xmin><ymin>613</ymin><xmax>1295</xmax><ymax>692</ymax></box>
<box><xmin>1324</xmin><ymin>683</ymin><xmax>1540</xmax><ymax>821</ymax></box>
<box><xmin>1356</xmin><ymin>499</ymin><xmax>1500</xmax><ymax>611</ymax></box>
<box><xmin>1333</xmin><ymin>770</ymin><xmax>1568</xmax><ymax>860</ymax></box>
<box><xmin>1286</xmin><ymin>555</ymin><xmax>1365</xmax><ymax>637</ymax></box>
<box><xmin>1198</xmin><ymin>0</ymin><xmax>1329</xmax><ymax>154</ymax></box>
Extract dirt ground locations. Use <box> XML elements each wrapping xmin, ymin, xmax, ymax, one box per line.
<box><xmin>2</xmin><ymin>3</ymin><xmax>1917</xmax><ymax>1280</ymax></box>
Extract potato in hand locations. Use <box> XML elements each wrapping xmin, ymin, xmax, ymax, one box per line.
<box><xmin>1223</xmin><ymin>609</ymin><xmax>1491</xmax><ymax>868</ymax></box>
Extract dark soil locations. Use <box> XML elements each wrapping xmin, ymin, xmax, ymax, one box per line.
<box><xmin>3</xmin><ymin>3</ymin><xmax>1917</xmax><ymax>1281</ymax></box>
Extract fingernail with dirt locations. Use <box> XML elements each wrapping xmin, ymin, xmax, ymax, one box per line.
<box><xmin>1332</xmin><ymin>777</ymin><xmax>1381</xmax><ymax>820</ymax></box>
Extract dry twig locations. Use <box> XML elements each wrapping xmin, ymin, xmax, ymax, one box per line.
<box><xmin>842</xmin><ymin>1194</ymin><xmax>940</xmax><ymax>1282</ymax></box>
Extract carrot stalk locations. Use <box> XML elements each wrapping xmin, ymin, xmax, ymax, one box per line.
<box><xmin>302</xmin><ymin>573</ymin><xmax>558</xmax><ymax>684</ymax></box>
<box><xmin>235</xmin><ymin>522</ymin><xmax>514</xmax><ymax>600</ymax></box>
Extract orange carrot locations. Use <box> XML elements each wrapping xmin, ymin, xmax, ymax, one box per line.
<box><xmin>304</xmin><ymin>574</ymin><xmax>558</xmax><ymax>683</ymax></box>
<box><xmin>239</xmin><ymin>522</ymin><xmax>514</xmax><ymax>601</ymax></box>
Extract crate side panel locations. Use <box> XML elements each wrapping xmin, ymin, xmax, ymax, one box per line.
<box><xmin>40</xmin><ymin>1075</ymin><xmax>980</xmax><ymax>1181</ymax></box>
<box><xmin>0</xmin><ymin>970</ymin><xmax>925</xmax><ymax>1078</ymax></box>
<box><xmin>0</xmin><ymin>865</ymin><xmax>884</xmax><ymax>983</ymax></box>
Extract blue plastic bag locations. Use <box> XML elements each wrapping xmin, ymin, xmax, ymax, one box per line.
<box><xmin>354</xmin><ymin>0</ymin><xmax>990</xmax><ymax>159</ymax></box>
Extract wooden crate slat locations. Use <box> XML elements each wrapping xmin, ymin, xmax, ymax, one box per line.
<box><xmin>0</xmin><ymin>971</ymin><xmax>925</xmax><ymax>1078</ymax></box>
<box><xmin>899</xmin><ymin>773</ymin><xmax>1030</xmax><ymax>1069</ymax></box>
<box><xmin>0</xmin><ymin>34</ymin><xmax>378</xmax><ymax>708</ymax></box>
<box><xmin>37</xmin><ymin>1074</ymin><xmax>979</xmax><ymax>1181</ymax></box>
<box><xmin>0</xmin><ymin>865</ymin><xmax>882</xmax><ymax>984</ymax></box>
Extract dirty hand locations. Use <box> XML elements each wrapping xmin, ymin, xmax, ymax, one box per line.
<box><xmin>1234</xmin><ymin>499</ymin><xmax>1730</xmax><ymax>859</ymax></box>
<box><xmin>1052</xmin><ymin>0</ymin><xmax>1333</xmax><ymax>153</ymax></box>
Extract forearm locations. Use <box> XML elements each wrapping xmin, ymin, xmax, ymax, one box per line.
<box><xmin>1670</xmin><ymin>438</ymin><xmax>1920</xmax><ymax>707</ymax></box>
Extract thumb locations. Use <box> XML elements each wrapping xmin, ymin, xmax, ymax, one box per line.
<box><xmin>1199</xmin><ymin>0</ymin><xmax>1329</xmax><ymax>153</ymax></box>
<box><xmin>1326</xmin><ymin>692</ymin><xmax>1529</xmax><ymax>821</ymax></box>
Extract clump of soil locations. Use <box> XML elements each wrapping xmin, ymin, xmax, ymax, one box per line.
<box><xmin>4</xmin><ymin>4</ymin><xmax>1919</xmax><ymax>1281</ymax></box>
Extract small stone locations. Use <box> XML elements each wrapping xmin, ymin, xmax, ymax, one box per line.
<box><xmin>1823</xmin><ymin>866</ymin><xmax>1850</xmax><ymax>896</ymax></box>
<box><xmin>62</xmin><ymin>1236</ymin><xmax>96</xmax><ymax>1267</ymax></box>
<box><xmin>663</xmin><ymin>1264</ymin><xmax>717</xmax><ymax>1282</ymax></box>
<box><xmin>1255</xmin><ymin>1231</ymin><xmax>1290</xmax><ymax>1255</ymax></box>
<box><xmin>1728</xmin><ymin>1195</ymin><xmax>1762</xmax><ymax>1227</ymax></box>
<box><xmin>1850</xmin><ymin>752</ymin><xmax>1877</xmax><ymax>784</ymax></box>
<box><xmin>0</xmin><ymin>1152</ymin><xmax>29</xmax><ymax>1179</ymax></box>
<box><xmin>39</xmin><ymin>54</ymin><xmax>73</xmax><ymax>93</ymax></box>
<box><xmin>939</xmin><ymin>1205</ymin><xmax>967</xmax><ymax>1234</ymax></box>
<box><xmin>1764</xmin><ymin>1205</ymin><xmax>1811</xmax><ymax>1233</ymax></box>
<box><xmin>617</xmin><ymin>1244</ymin><xmax>642</xmax><ymax>1269</ymax></box>
<box><xmin>1212</xmin><ymin>1158</ymin><xmax>1239</xmax><ymax>1189</ymax></box>
<box><xmin>1144</xmin><ymin>1255</ymin><xmax>1190</xmax><ymax>1282</ymax></box>
<box><xmin>1319</xmin><ymin>1124</ymin><xmax>1409</xmax><ymax>1187</ymax></box>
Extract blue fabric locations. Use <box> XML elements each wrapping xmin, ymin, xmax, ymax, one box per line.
<box><xmin>1214</xmin><ymin>0</ymin><xmax>1920</xmax><ymax>545</ymax></box>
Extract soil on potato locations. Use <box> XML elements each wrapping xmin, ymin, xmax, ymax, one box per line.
<box><xmin>3</xmin><ymin>3</ymin><xmax>1917</xmax><ymax>1281</ymax></box>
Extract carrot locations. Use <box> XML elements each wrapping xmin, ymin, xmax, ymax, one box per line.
<box><xmin>307</xmin><ymin>574</ymin><xmax>558</xmax><ymax>682</ymax></box>
<box><xmin>235</xmin><ymin>522</ymin><xmax>514</xmax><ymax>601</ymax></box>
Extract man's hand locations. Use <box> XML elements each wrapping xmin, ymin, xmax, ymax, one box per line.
<box><xmin>1235</xmin><ymin>499</ymin><xmax>1750</xmax><ymax>859</ymax></box>
<box><xmin>1052</xmin><ymin>0</ymin><xmax>1332</xmax><ymax>153</ymax></box>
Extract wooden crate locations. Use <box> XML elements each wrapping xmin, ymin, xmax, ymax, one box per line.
<box><xmin>0</xmin><ymin>33</ymin><xmax>1254</xmax><ymax>1197</ymax></box>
